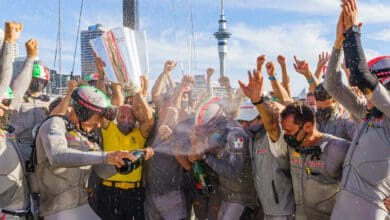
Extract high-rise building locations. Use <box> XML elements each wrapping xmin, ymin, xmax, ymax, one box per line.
<box><xmin>214</xmin><ymin>0</ymin><xmax>231</xmax><ymax>78</ymax></box>
<box><xmin>0</xmin><ymin>28</ymin><xmax>20</xmax><ymax>62</ymax></box>
<box><xmin>80</xmin><ymin>24</ymin><xmax>108</xmax><ymax>79</ymax></box>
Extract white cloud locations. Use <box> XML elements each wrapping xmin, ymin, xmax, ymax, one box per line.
<box><xmin>369</xmin><ymin>28</ymin><xmax>390</xmax><ymax>41</ymax></box>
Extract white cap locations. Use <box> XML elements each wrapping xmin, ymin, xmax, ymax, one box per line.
<box><xmin>236</xmin><ymin>102</ymin><xmax>259</xmax><ymax>122</ymax></box>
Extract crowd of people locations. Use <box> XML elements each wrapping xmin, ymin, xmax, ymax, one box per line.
<box><xmin>0</xmin><ymin>0</ymin><xmax>389</xmax><ymax>219</ymax></box>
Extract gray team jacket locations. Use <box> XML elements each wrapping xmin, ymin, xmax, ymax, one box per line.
<box><xmin>287</xmin><ymin>134</ymin><xmax>350</xmax><ymax>220</ymax></box>
<box><xmin>249</xmin><ymin>127</ymin><xmax>295</xmax><ymax>216</ymax></box>
<box><xmin>32</xmin><ymin>116</ymin><xmax>116</xmax><ymax>217</ymax></box>
<box><xmin>205</xmin><ymin>126</ymin><xmax>257</xmax><ymax>209</ymax></box>
<box><xmin>325</xmin><ymin>47</ymin><xmax>390</xmax><ymax>220</ymax></box>
<box><xmin>0</xmin><ymin>133</ymin><xmax>29</xmax><ymax>218</ymax></box>
<box><xmin>316</xmin><ymin>109</ymin><xmax>356</xmax><ymax>141</ymax></box>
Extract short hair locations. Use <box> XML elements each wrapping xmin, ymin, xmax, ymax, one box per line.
<box><xmin>281</xmin><ymin>101</ymin><xmax>315</xmax><ymax>126</ymax></box>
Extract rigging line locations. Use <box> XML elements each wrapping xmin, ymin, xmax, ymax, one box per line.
<box><xmin>188</xmin><ymin>0</ymin><xmax>196</xmax><ymax>74</ymax></box>
<box><xmin>170</xmin><ymin>0</ymin><xmax>184</xmax><ymax>75</ymax></box>
<box><xmin>71</xmin><ymin>0</ymin><xmax>84</xmax><ymax>79</ymax></box>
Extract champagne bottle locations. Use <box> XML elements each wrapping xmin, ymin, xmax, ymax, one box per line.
<box><xmin>193</xmin><ymin>161</ymin><xmax>213</xmax><ymax>194</ymax></box>
<box><xmin>116</xmin><ymin>150</ymin><xmax>145</xmax><ymax>174</ymax></box>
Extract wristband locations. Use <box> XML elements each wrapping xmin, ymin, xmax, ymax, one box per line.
<box><xmin>268</xmin><ymin>76</ymin><xmax>276</xmax><ymax>81</ymax></box>
<box><xmin>251</xmin><ymin>96</ymin><xmax>264</xmax><ymax>106</ymax></box>
<box><xmin>307</xmin><ymin>78</ymin><xmax>315</xmax><ymax>84</ymax></box>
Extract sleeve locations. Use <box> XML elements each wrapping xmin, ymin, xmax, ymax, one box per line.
<box><xmin>266</xmin><ymin>127</ymin><xmax>288</xmax><ymax>158</ymax></box>
<box><xmin>324</xmin><ymin>139</ymin><xmax>351</xmax><ymax>180</ymax></box>
<box><xmin>92</xmin><ymin>163</ymin><xmax>117</xmax><ymax>179</ymax></box>
<box><xmin>39</xmin><ymin>117</ymin><xmax>108</xmax><ymax>168</ymax></box>
<box><xmin>324</xmin><ymin>47</ymin><xmax>366</xmax><ymax>119</ymax></box>
<box><xmin>371</xmin><ymin>84</ymin><xmax>390</xmax><ymax>118</ymax></box>
<box><xmin>205</xmin><ymin>130</ymin><xmax>248</xmax><ymax>180</ymax></box>
<box><xmin>0</xmin><ymin>43</ymin><xmax>15</xmax><ymax>98</ymax></box>
<box><xmin>11</xmin><ymin>57</ymin><xmax>35</xmax><ymax>110</ymax></box>
<box><xmin>343</xmin><ymin>29</ymin><xmax>378</xmax><ymax>91</ymax></box>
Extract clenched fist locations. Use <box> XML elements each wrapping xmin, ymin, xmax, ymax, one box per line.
<box><xmin>4</xmin><ymin>22</ymin><xmax>23</xmax><ymax>44</ymax></box>
<box><xmin>26</xmin><ymin>39</ymin><xmax>39</xmax><ymax>58</ymax></box>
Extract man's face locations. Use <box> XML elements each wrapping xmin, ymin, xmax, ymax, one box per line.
<box><xmin>281</xmin><ymin>114</ymin><xmax>310</xmax><ymax>141</ymax></box>
<box><xmin>306</xmin><ymin>95</ymin><xmax>316</xmax><ymax>107</ymax></box>
<box><xmin>81</xmin><ymin>114</ymin><xmax>103</xmax><ymax>133</ymax></box>
<box><xmin>117</xmin><ymin>106</ymin><xmax>135</xmax><ymax>125</ymax></box>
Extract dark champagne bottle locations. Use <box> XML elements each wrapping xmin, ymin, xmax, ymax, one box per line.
<box><xmin>193</xmin><ymin>161</ymin><xmax>213</xmax><ymax>194</ymax></box>
<box><xmin>116</xmin><ymin>150</ymin><xmax>145</xmax><ymax>174</ymax></box>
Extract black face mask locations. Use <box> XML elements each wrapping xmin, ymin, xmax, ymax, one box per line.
<box><xmin>315</xmin><ymin>107</ymin><xmax>334</xmax><ymax>122</ymax></box>
<box><xmin>117</xmin><ymin>122</ymin><xmax>136</xmax><ymax>135</ymax></box>
<box><xmin>366</xmin><ymin>107</ymin><xmax>383</xmax><ymax>119</ymax></box>
<box><xmin>283</xmin><ymin>126</ymin><xmax>307</xmax><ymax>149</ymax></box>
<box><xmin>30</xmin><ymin>80</ymin><xmax>47</xmax><ymax>92</ymax></box>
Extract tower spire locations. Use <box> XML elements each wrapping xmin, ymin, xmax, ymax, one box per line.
<box><xmin>214</xmin><ymin>0</ymin><xmax>231</xmax><ymax>78</ymax></box>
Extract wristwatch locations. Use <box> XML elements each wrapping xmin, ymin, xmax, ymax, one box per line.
<box><xmin>345</xmin><ymin>25</ymin><xmax>361</xmax><ymax>35</ymax></box>
<box><xmin>251</xmin><ymin>96</ymin><xmax>264</xmax><ymax>106</ymax></box>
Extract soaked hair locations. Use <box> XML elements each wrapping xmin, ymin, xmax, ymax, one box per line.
<box><xmin>281</xmin><ymin>102</ymin><xmax>315</xmax><ymax>126</ymax></box>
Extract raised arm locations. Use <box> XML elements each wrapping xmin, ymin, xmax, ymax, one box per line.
<box><xmin>132</xmin><ymin>81</ymin><xmax>155</xmax><ymax>138</ymax></box>
<box><xmin>277</xmin><ymin>55</ymin><xmax>292</xmax><ymax>97</ymax></box>
<box><xmin>0</xmin><ymin>22</ymin><xmax>23</xmax><ymax>97</ymax></box>
<box><xmin>50</xmin><ymin>80</ymin><xmax>78</xmax><ymax>116</ymax></box>
<box><xmin>207</xmin><ymin>68</ymin><xmax>214</xmax><ymax>97</ymax></box>
<box><xmin>293</xmin><ymin>56</ymin><xmax>319</xmax><ymax>93</ymax></box>
<box><xmin>168</xmin><ymin>74</ymin><xmax>194</xmax><ymax>110</ymax></box>
<box><xmin>239</xmin><ymin>69</ymin><xmax>281</xmax><ymax>142</ymax></box>
<box><xmin>11</xmin><ymin>39</ymin><xmax>38</xmax><ymax>110</ymax></box>
<box><xmin>151</xmin><ymin>60</ymin><xmax>176</xmax><ymax>108</ymax></box>
<box><xmin>324</xmin><ymin>11</ymin><xmax>366</xmax><ymax>119</ymax></box>
<box><xmin>266</xmin><ymin>61</ymin><xmax>292</xmax><ymax>104</ymax></box>
<box><xmin>314</xmin><ymin>52</ymin><xmax>330</xmax><ymax>80</ymax></box>
<box><xmin>341</xmin><ymin>0</ymin><xmax>390</xmax><ymax>117</ymax></box>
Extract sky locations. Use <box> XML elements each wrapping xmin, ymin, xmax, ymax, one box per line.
<box><xmin>1</xmin><ymin>0</ymin><xmax>390</xmax><ymax>96</ymax></box>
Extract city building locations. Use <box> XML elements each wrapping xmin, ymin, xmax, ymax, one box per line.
<box><xmin>80</xmin><ymin>24</ymin><xmax>108</xmax><ymax>79</ymax></box>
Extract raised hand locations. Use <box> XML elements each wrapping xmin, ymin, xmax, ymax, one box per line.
<box><xmin>257</xmin><ymin>55</ymin><xmax>266</xmax><ymax>73</ymax></box>
<box><xmin>140</xmin><ymin>75</ymin><xmax>149</xmax><ymax>96</ymax></box>
<box><xmin>181</xmin><ymin>74</ymin><xmax>195</xmax><ymax>87</ymax></box>
<box><xmin>317</xmin><ymin>52</ymin><xmax>329</xmax><ymax>70</ymax></box>
<box><xmin>25</xmin><ymin>39</ymin><xmax>39</xmax><ymax>58</ymax></box>
<box><xmin>164</xmin><ymin>60</ymin><xmax>177</xmax><ymax>73</ymax></box>
<box><xmin>293</xmin><ymin>56</ymin><xmax>310</xmax><ymax>75</ymax></box>
<box><xmin>158</xmin><ymin>125</ymin><xmax>173</xmax><ymax>139</ymax></box>
<box><xmin>4</xmin><ymin>22</ymin><xmax>23</xmax><ymax>44</ymax></box>
<box><xmin>336</xmin><ymin>12</ymin><xmax>346</xmax><ymax>48</ymax></box>
<box><xmin>206</xmin><ymin>67</ymin><xmax>215</xmax><ymax>79</ymax></box>
<box><xmin>218</xmin><ymin>76</ymin><xmax>231</xmax><ymax>88</ymax></box>
<box><xmin>277</xmin><ymin>55</ymin><xmax>286</xmax><ymax>67</ymax></box>
<box><xmin>342</xmin><ymin>0</ymin><xmax>358</xmax><ymax>31</ymax></box>
<box><xmin>265</xmin><ymin>61</ymin><xmax>276</xmax><ymax>76</ymax></box>
<box><xmin>67</xmin><ymin>80</ymin><xmax>79</xmax><ymax>93</ymax></box>
<box><xmin>238</xmin><ymin>69</ymin><xmax>264</xmax><ymax>103</ymax></box>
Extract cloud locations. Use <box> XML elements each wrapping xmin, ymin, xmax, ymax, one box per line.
<box><xmin>368</xmin><ymin>28</ymin><xmax>390</xmax><ymax>42</ymax></box>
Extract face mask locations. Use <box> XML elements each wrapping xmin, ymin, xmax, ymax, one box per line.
<box><xmin>117</xmin><ymin>122</ymin><xmax>136</xmax><ymax>135</ymax></box>
<box><xmin>315</xmin><ymin>107</ymin><xmax>334</xmax><ymax>121</ymax></box>
<box><xmin>366</xmin><ymin>107</ymin><xmax>383</xmax><ymax>119</ymax></box>
<box><xmin>283</xmin><ymin>126</ymin><xmax>307</xmax><ymax>149</ymax></box>
<box><xmin>30</xmin><ymin>80</ymin><xmax>46</xmax><ymax>92</ymax></box>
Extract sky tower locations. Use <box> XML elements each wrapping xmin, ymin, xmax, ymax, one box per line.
<box><xmin>214</xmin><ymin>0</ymin><xmax>231</xmax><ymax>78</ymax></box>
